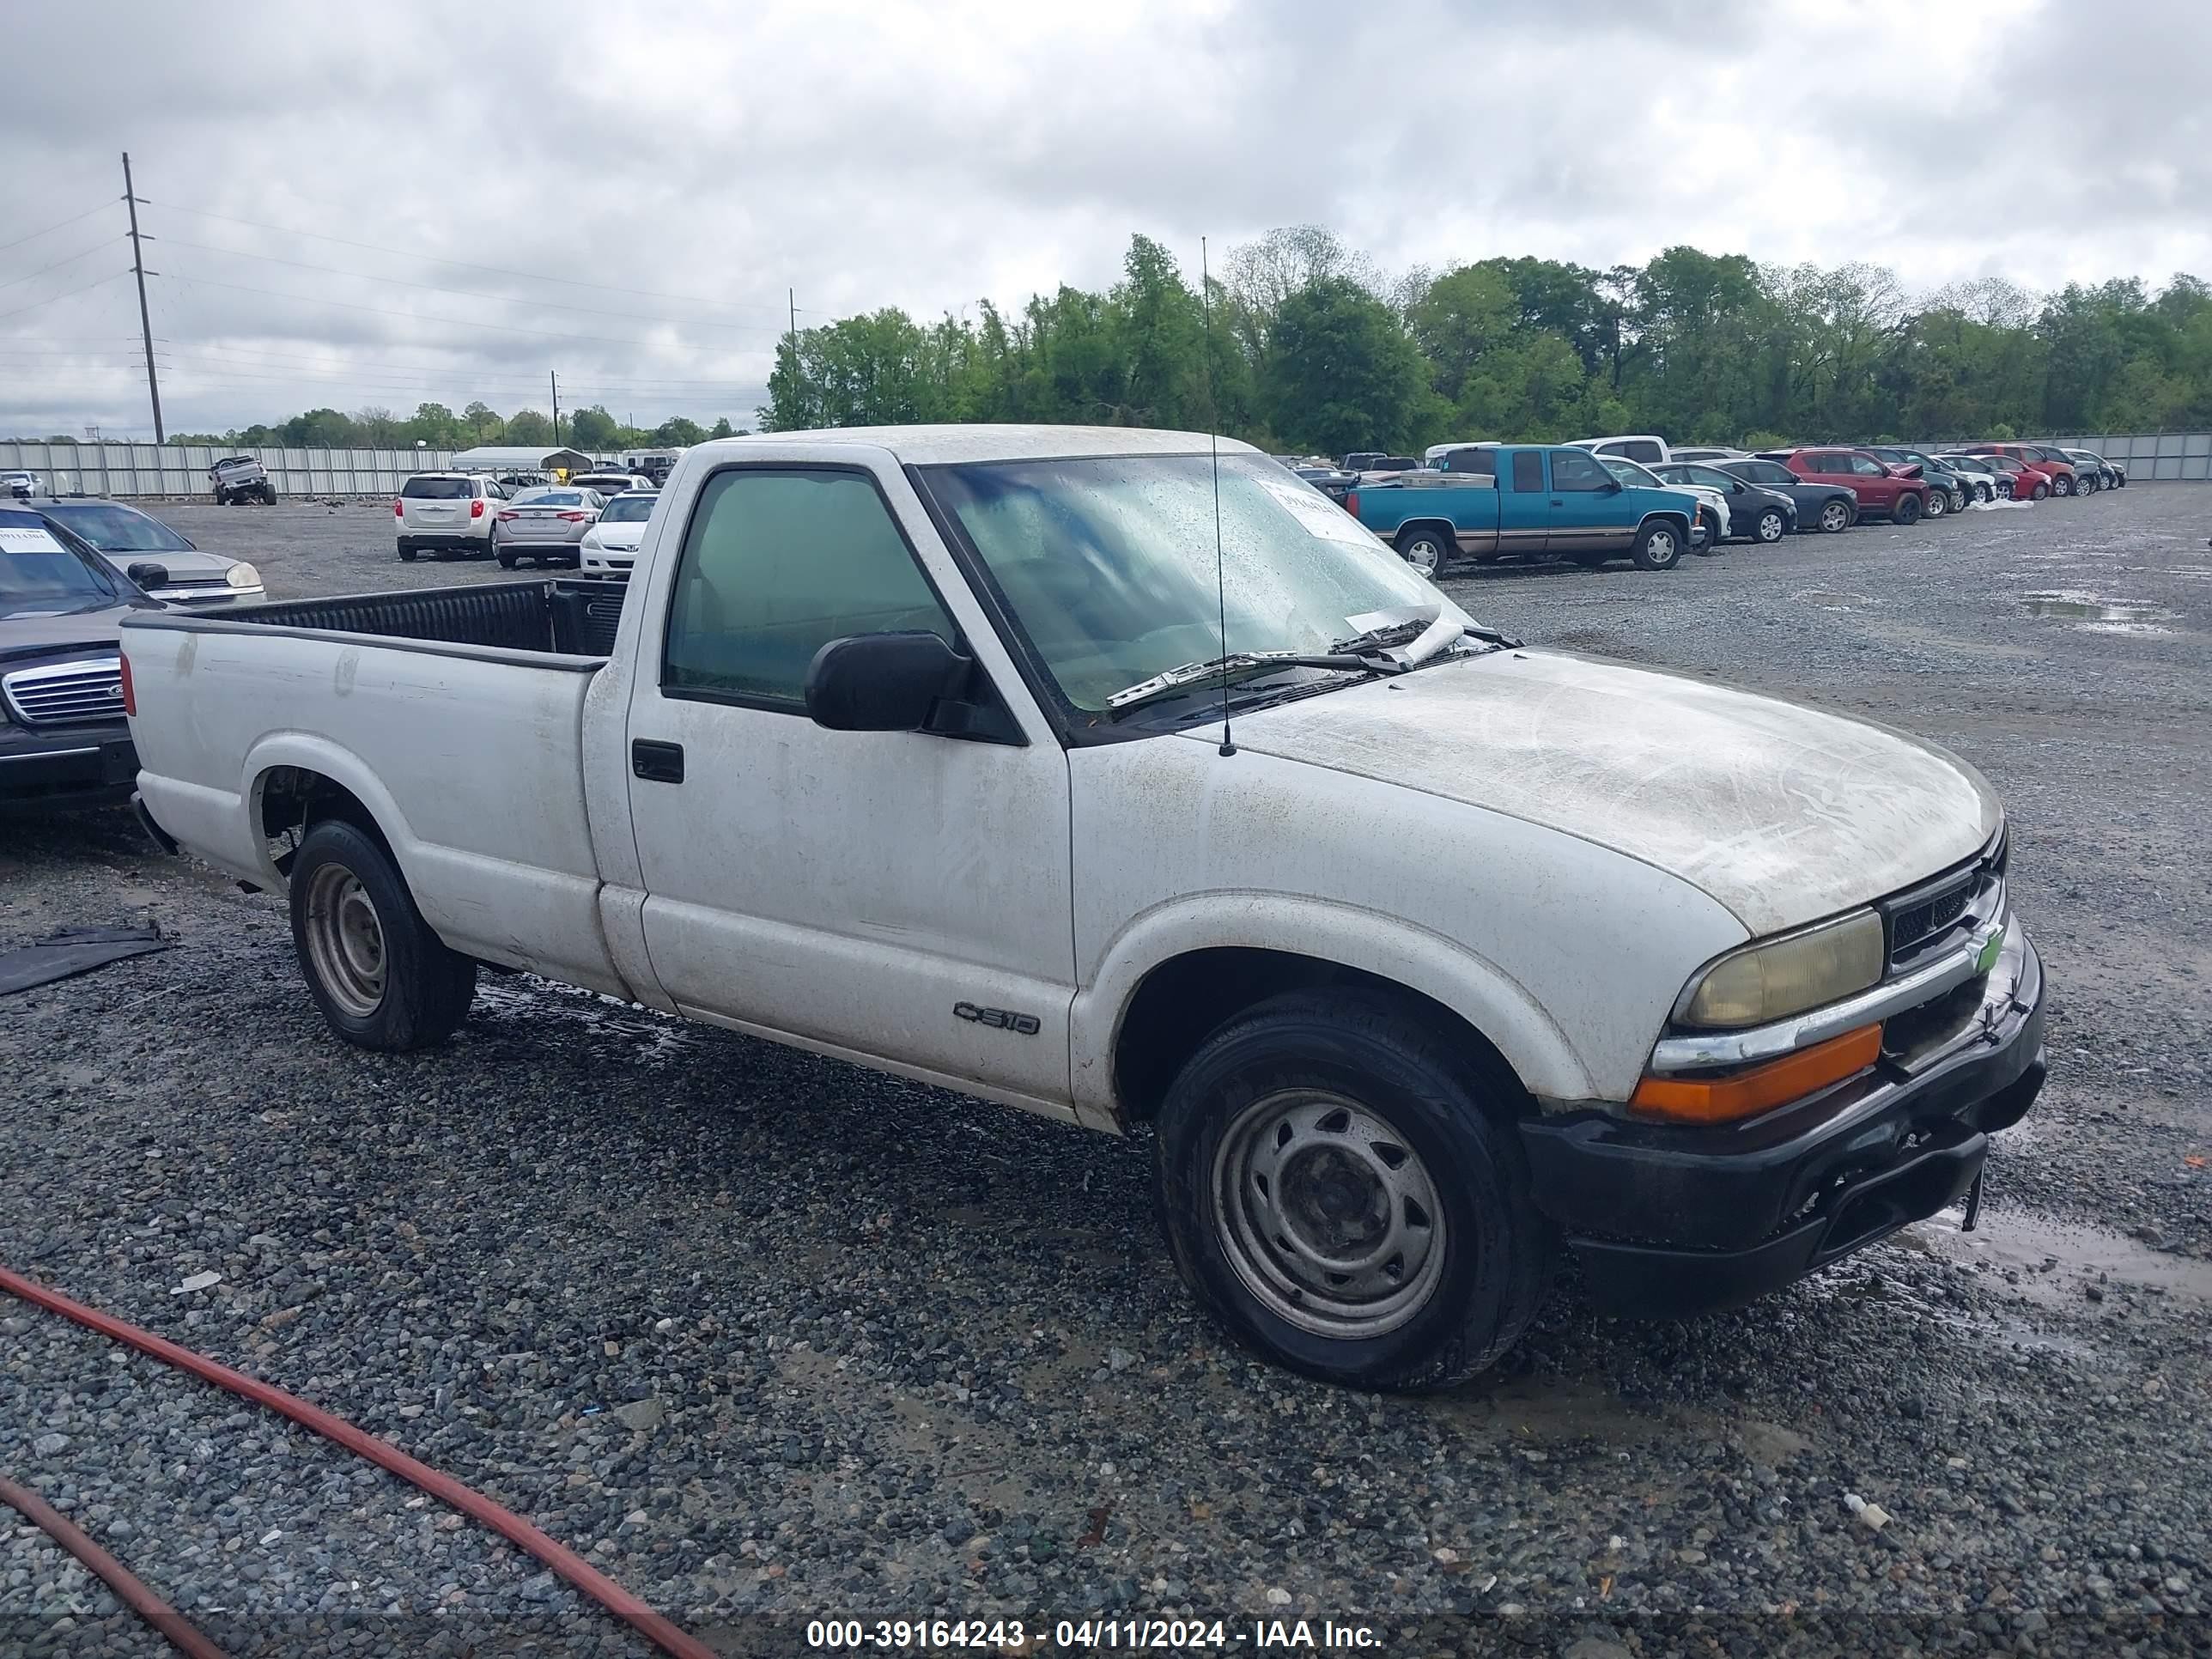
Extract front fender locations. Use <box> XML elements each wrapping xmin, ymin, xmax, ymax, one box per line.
<box><xmin>1071</xmin><ymin>892</ymin><xmax>1600</xmax><ymax>1124</ymax></box>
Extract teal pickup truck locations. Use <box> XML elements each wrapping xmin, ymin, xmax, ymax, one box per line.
<box><xmin>1346</xmin><ymin>445</ymin><xmax>1700</xmax><ymax>577</ymax></box>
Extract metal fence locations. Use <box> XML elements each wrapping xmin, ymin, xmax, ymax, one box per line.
<box><xmin>2026</xmin><ymin>433</ymin><xmax>2212</xmax><ymax>481</ymax></box>
<box><xmin>0</xmin><ymin>442</ymin><xmax>459</xmax><ymax>501</ymax></box>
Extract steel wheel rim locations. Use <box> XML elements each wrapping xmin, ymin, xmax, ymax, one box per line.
<box><xmin>305</xmin><ymin>863</ymin><xmax>386</xmax><ymax>1018</ymax></box>
<box><xmin>1212</xmin><ymin>1088</ymin><xmax>1447</xmax><ymax>1339</ymax></box>
<box><xmin>1925</xmin><ymin>490</ymin><xmax>1945</xmax><ymax>516</ymax></box>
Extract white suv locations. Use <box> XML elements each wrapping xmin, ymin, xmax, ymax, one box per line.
<box><xmin>394</xmin><ymin>473</ymin><xmax>502</xmax><ymax>562</ymax></box>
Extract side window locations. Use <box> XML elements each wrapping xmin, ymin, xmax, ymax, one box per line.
<box><xmin>1804</xmin><ymin>453</ymin><xmax>1843</xmax><ymax>475</ymax></box>
<box><xmin>662</xmin><ymin>469</ymin><xmax>957</xmax><ymax>708</ymax></box>
<box><xmin>1548</xmin><ymin>449</ymin><xmax>1610</xmax><ymax>492</ymax></box>
<box><xmin>1510</xmin><ymin>452</ymin><xmax>1544</xmax><ymax>493</ymax></box>
<box><xmin>1443</xmin><ymin>448</ymin><xmax>1495</xmax><ymax>477</ymax></box>
<box><xmin>1626</xmin><ymin>441</ymin><xmax>1662</xmax><ymax>464</ymax></box>
<box><xmin>1851</xmin><ymin>455</ymin><xmax>1887</xmax><ymax>477</ymax></box>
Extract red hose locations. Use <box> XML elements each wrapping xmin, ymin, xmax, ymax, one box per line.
<box><xmin>0</xmin><ymin>1472</ymin><xmax>232</xmax><ymax>1659</ymax></box>
<box><xmin>0</xmin><ymin>1264</ymin><xmax>717</xmax><ymax>1659</ymax></box>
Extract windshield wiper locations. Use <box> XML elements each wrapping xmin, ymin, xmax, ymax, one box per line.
<box><xmin>1105</xmin><ymin>648</ymin><xmax>1399</xmax><ymax>714</ymax></box>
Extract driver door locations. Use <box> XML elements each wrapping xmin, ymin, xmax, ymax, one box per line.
<box><xmin>620</xmin><ymin>463</ymin><xmax>1078</xmax><ymax>1108</ymax></box>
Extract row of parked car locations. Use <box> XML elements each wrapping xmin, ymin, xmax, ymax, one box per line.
<box><xmin>392</xmin><ymin>470</ymin><xmax>658</xmax><ymax>573</ymax></box>
<box><xmin>1284</xmin><ymin>434</ymin><xmax>2127</xmax><ymax>575</ymax></box>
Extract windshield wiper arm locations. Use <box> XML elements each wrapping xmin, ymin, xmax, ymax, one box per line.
<box><xmin>1104</xmin><ymin>648</ymin><xmax>1400</xmax><ymax>714</ymax></box>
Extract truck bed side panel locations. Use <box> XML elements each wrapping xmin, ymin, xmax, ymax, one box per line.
<box><xmin>125</xmin><ymin>620</ymin><xmax>628</xmax><ymax>997</ymax></box>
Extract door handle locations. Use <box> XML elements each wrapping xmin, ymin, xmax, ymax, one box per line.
<box><xmin>1551</xmin><ymin>499</ymin><xmax>1565</xmax><ymax>507</ymax></box>
<box><xmin>631</xmin><ymin>738</ymin><xmax>684</xmax><ymax>784</ymax></box>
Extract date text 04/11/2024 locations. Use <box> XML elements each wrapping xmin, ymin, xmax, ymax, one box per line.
<box><xmin>803</xmin><ymin>1618</ymin><xmax>1382</xmax><ymax>1650</ymax></box>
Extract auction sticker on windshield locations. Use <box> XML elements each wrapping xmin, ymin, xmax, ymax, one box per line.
<box><xmin>1254</xmin><ymin>475</ymin><xmax>1381</xmax><ymax>548</ymax></box>
<box><xmin>0</xmin><ymin>526</ymin><xmax>69</xmax><ymax>553</ymax></box>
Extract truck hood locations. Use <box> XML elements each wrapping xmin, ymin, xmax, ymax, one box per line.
<box><xmin>1220</xmin><ymin>648</ymin><xmax>1999</xmax><ymax>937</ymax></box>
<box><xmin>0</xmin><ymin>600</ymin><xmax>143</xmax><ymax>665</ymax></box>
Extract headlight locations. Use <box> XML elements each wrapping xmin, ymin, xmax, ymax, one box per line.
<box><xmin>1677</xmin><ymin>910</ymin><xmax>1885</xmax><ymax>1029</ymax></box>
<box><xmin>225</xmin><ymin>562</ymin><xmax>261</xmax><ymax>589</ymax></box>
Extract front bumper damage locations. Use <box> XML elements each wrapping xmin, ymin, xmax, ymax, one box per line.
<box><xmin>1520</xmin><ymin>915</ymin><xmax>2046</xmax><ymax>1317</ymax></box>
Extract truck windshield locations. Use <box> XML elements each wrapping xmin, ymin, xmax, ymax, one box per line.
<box><xmin>924</xmin><ymin>453</ymin><xmax>1476</xmax><ymax>714</ymax></box>
<box><xmin>600</xmin><ymin>494</ymin><xmax>656</xmax><ymax>522</ymax></box>
<box><xmin>41</xmin><ymin>502</ymin><xmax>195</xmax><ymax>553</ymax></box>
<box><xmin>0</xmin><ymin>521</ymin><xmax>119</xmax><ymax>614</ymax></box>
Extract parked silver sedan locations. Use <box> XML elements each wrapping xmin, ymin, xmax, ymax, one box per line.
<box><xmin>493</xmin><ymin>488</ymin><xmax>603</xmax><ymax>568</ymax></box>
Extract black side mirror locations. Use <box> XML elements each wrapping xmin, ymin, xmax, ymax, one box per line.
<box><xmin>805</xmin><ymin>630</ymin><xmax>971</xmax><ymax>732</ymax></box>
<box><xmin>1598</xmin><ymin>479</ymin><xmax>1622</xmax><ymax>495</ymax></box>
<box><xmin>125</xmin><ymin>561</ymin><xmax>170</xmax><ymax>590</ymax></box>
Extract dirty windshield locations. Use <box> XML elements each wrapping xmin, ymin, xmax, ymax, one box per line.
<box><xmin>0</xmin><ymin>521</ymin><xmax>119</xmax><ymax>614</ymax></box>
<box><xmin>924</xmin><ymin>452</ymin><xmax>1478</xmax><ymax>713</ymax></box>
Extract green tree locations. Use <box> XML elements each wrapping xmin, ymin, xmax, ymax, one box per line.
<box><xmin>505</xmin><ymin>409</ymin><xmax>554</xmax><ymax>444</ymax></box>
<box><xmin>568</xmin><ymin>404</ymin><xmax>620</xmax><ymax>449</ymax></box>
<box><xmin>708</xmin><ymin>416</ymin><xmax>735</xmax><ymax>439</ymax></box>
<box><xmin>1261</xmin><ymin>277</ymin><xmax>1433</xmax><ymax>455</ymax></box>
<box><xmin>463</xmin><ymin>400</ymin><xmax>500</xmax><ymax>439</ymax></box>
<box><xmin>653</xmin><ymin>416</ymin><xmax>707</xmax><ymax>446</ymax></box>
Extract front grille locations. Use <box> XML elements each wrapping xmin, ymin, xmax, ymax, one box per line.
<box><xmin>3</xmin><ymin>656</ymin><xmax>125</xmax><ymax>726</ymax></box>
<box><xmin>1892</xmin><ymin>882</ymin><xmax>1972</xmax><ymax>956</ymax></box>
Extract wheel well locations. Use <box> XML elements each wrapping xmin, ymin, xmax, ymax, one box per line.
<box><xmin>1112</xmin><ymin>947</ymin><xmax>1530</xmax><ymax>1126</ymax></box>
<box><xmin>256</xmin><ymin>766</ymin><xmax>393</xmax><ymax>877</ymax></box>
<box><xmin>1393</xmin><ymin>518</ymin><xmax>1455</xmax><ymax>547</ymax></box>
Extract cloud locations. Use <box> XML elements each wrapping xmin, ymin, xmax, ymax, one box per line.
<box><xmin>3</xmin><ymin>0</ymin><xmax>2205</xmax><ymax>437</ymax></box>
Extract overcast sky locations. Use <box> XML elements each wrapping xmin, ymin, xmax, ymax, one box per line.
<box><xmin>3</xmin><ymin>0</ymin><xmax>2205</xmax><ymax>441</ymax></box>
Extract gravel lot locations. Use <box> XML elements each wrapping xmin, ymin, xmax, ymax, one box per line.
<box><xmin>4</xmin><ymin>486</ymin><xmax>2210</xmax><ymax>1656</ymax></box>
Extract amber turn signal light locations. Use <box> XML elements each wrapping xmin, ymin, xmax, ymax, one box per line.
<box><xmin>1630</xmin><ymin>1024</ymin><xmax>1883</xmax><ymax>1124</ymax></box>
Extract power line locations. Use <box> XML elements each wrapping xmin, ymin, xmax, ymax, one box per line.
<box><xmin>141</xmin><ymin>198</ymin><xmax>799</xmax><ymax>319</ymax></box>
<box><xmin>156</xmin><ymin>270</ymin><xmax>763</xmax><ymax>352</ymax></box>
<box><xmin>150</xmin><ymin>232</ymin><xmax>788</xmax><ymax>337</ymax></box>
<box><xmin>0</xmin><ymin>198</ymin><xmax>118</xmax><ymax>257</ymax></box>
<box><xmin>152</xmin><ymin>343</ymin><xmax>761</xmax><ymax>389</ymax></box>
<box><xmin>0</xmin><ymin>270</ymin><xmax>129</xmax><ymax>324</ymax></box>
<box><xmin>0</xmin><ymin>234</ymin><xmax>131</xmax><ymax>295</ymax></box>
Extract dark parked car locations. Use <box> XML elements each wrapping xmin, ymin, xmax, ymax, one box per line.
<box><xmin>1861</xmin><ymin>447</ymin><xmax>1971</xmax><ymax>515</ymax></box>
<box><xmin>1342</xmin><ymin>453</ymin><xmax>1421</xmax><ymax>473</ymax></box>
<box><xmin>2051</xmin><ymin>447</ymin><xmax>2119</xmax><ymax>492</ymax></box>
<box><xmin>1</xmin><ymin>506</ymin><xmax>158</xmax><ymax>811</ymax></box>
<box><xmin>1711</xmin><ymin>458</ymin><xmax>1858</xmax><ymax>533</ymax></box>
<box><xmin>1652</xmin><ymin>461</ymin><xmax>1799</xmax><ymax>544</ymax></box>
<box><xmin>1292</xmin><ymin>464</ymin><xmax>1357</xmax><ymax>504</ymax></box>
<box><xmin>1931</xmin><ymin>453</ymin><xmax>2010</xmax><ymax>502</ymax></box>
<box><xmin>40</xmin><ymin>501</ymin><xmax>264</xmax><ymax>606</ymax></box>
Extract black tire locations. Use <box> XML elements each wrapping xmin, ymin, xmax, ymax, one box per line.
<box><xmin>1922</xmin><ymin>488</ymin><xmax>1947</xmax><ymax>520</ymax></box>
<box><xmin>1817</xmin><ymin>498</ymin><xmax>1852</xmax><ymax>533</ymax></box>
<box><xmin>1394</xmin><ymin>525</ymin><xmax>1450</xmax><ymax>580</ymax></box>
<box><xmin>288</xmin><ymin>819</ymin><xmax>475</xmax><ymax>1052</ymax></box>
<box><xmin>2029</xmin><ymin>480</ymin><xmax>2050</xmax><ymax>501</ymax></box>
<box><xmin>1894</xmin><ymin>492</ymin><xmax>1923</xmax><ymax>526</ymax></box>
<box><xmin>1632</xmin><ymin>519</ymin><xmax>1683</xmax><ymax>570</ymax></box>
<box><xmin>1948</xmin><ymin>489</ymin><xmax>1967</xmax><ymax>514</ymax></box>
<box><xmin>397</xmin><ymin>541</ymin><xmax>417</xmax><ymax>562</ymax></box>
<box><xmin>496</xmin><ymin>549</ymin><xmax>518</xmax><ymax>569</ymax></box>
<box><xmin>2052</xmin><ymin>475</ymin><xmax>2072</xmax><ymax>497</ymax></box>
<box><xmin>261</xmin><ymin>485</ymin><xmax>277</xmax><ymax>505</ymax></box>
<box><xmin>1152</xmin><ymin>988</ymin><xmax>1553</xmax><ymax>1392</ymax></box>
<box><xmin>1753</xmin><ymin>507</ymin><xmax>1786</xmax><ymax>544</ymax></box>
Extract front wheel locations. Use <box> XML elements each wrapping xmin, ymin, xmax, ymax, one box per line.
<box><xmin>1152</xmin><ymin>989</ymin><xmax>1552</xmax><ymax>1391</ymax></box>
<box><xmin>496</xmin><ymin>549</ymin><xmax>517</xmax><ymax>569</ymax></box>
<box><xmin>1395</xmin><ymin>526</ymin><xmax>1450</xmax><ymax>580</ymax></box>
<box><xmin>1632</xmin><ymin>520</ymin><xmax>1683</xmax><ymax>570</ymax></box>
<box><xmin>1818</xmin><ymin>499</ymin><xmax>1851</xmax><ymax>533</ymax></box>
<box><xmin>1894</xmin><ymin>492</ymin><xmax>1923</xmax><ymax>526</ymax></box>
<box><xmin>2052</xmin><ymin>475</ymin><xmax>2072</xmax><ymax>496</ymax></box>
<box><xmin>1948</xmin><ymin>489</ymin><xmax>1967</xmax><ymax>514</ymax></box>
<box><xmin>397</xmin><ymin>541</ymin><xmax>417</xmax><ymax>562</ymax></box>
<box><xmin>1753</xmin><ymin>507</ymin><xmax>1786</xmax><ymax>544</ymax></box>
<box><xmin>1923</xmin><ymin>488</ymin><xmax>1948</xmax><ymax>519</ymax></box>
<box><xmin>289</xmin><ymin>819</ymin><xmax>475</xmax><ymax>1051</ymax></box>
<box><xmin>2030</xmin><ymin>481</ymin><xmax>2050</xmax><ymax>501</ymax></box>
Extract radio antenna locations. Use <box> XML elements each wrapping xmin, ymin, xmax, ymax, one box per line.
<box><xmin>1199</xmin><ymin>235</ymin><xmax>1233</xmax><ymax>758</ymax></box>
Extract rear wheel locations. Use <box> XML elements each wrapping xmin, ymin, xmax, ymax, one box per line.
<box><xmin>1818</xmin><ymin>499</ymin><xmax>1851</xmax><ymax>533</ymax></box>
<box><xmin>496</xmin><ymin>548</ymin><xmax>518</xmax><ymax>569</ymax></box>
<box><xmin>1923</xmin><ymin>488</ymin><xmax>1948</xmax><ymax>520</ymax></box>
<box><xmin>1948</xmin><ymin>488</ymin><xmax>1967</xmax><ymax>514</ymax></box>
<box><xmin>1152</xmin><ymin>988</ymin><xmax>1553</xmax><ymax>1391</ymax></box>
<box><xmin>1894</xmin><ymin>493</ymin><xmax>1923</xmax><ymax>526</ymax></box>
<box><xmin>1394</xmin><ymin>526</ymin><xmax>1450</xmax><ymax>580</ymax></box>
<box><xmin>289</xmin><ymin>819</ymin><xmax>475</xmax><ymax>1051</ymax></box>
<box><xmin>397</xmin><ymin>541</ymin><xmax>416</xmax><ymax>562</ymax></box>
<box><xmin>1753</xmin><ymin>507</ymin><xmax>1786</xmax><ymax>544</ymax></box>
<box><xmin>1632</xmin><ymin>520</ymin><xmax>1683</xmax><ymax>570</ymax></box>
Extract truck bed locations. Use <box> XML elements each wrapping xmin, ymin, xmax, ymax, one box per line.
<box><xmin>121</xmin><ymin>577</ymin><xmax>634</xmax><ymax>1000</ymax></box>
<box><xmin>236</xmin><ymin>577</ymin><xmax>625</xmax><ymax>658</ymax></box>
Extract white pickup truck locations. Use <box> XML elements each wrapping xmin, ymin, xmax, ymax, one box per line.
<box><xmin>122</xmin><ymin>425</ymin><xmax>2046</xmax><ymax>1390</ymax></box>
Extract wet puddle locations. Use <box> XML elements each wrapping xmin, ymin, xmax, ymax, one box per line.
<box><xmin>1916</xmin><ymin>1211</ymin><xmax>2212</xmax><ymax>1309</ymax></box>
<box><xmin>2022</xmin><ymin>591</ymin><xmax>2179</xmax><ymax>633</ymax></box>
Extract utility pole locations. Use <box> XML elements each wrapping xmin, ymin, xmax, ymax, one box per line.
<box><xmin>121</xmin><ymin>152</ymin><xmax>164</xmax><ymax>443</ymax></box>
<box><xmin>549</xmin><ymin>369</ymin><xmax>560</xmax><ymax>444</ymax></box>
<box><xmin>787</xmin><ymin>289</ymin><xmax>800</xmax><ymax>426</ymax></box>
